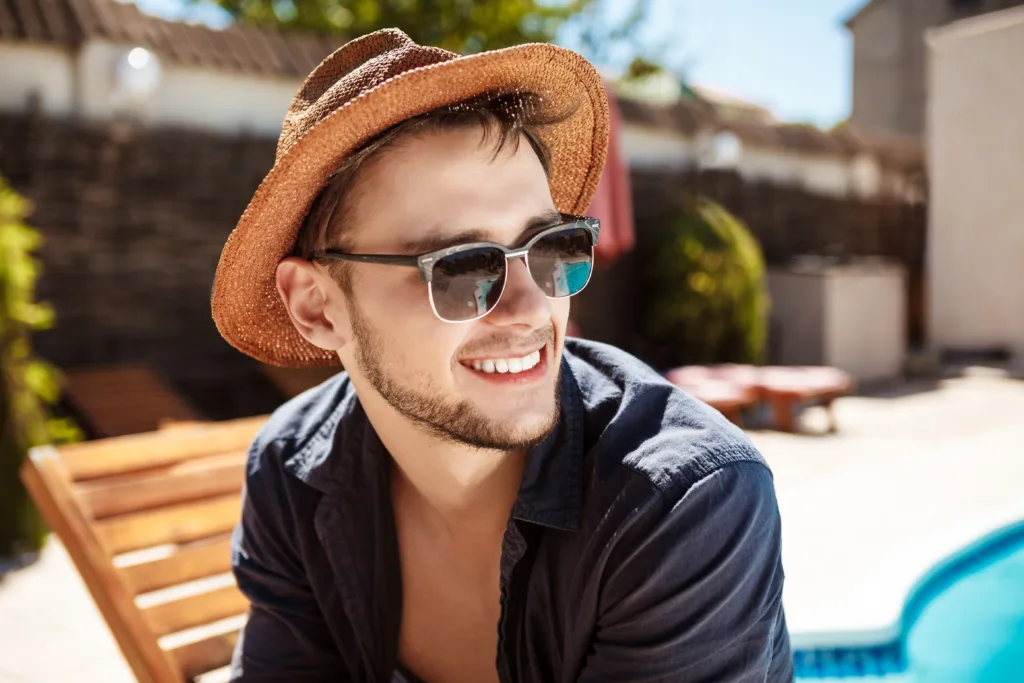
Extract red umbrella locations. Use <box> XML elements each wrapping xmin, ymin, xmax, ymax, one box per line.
<box><xmin>570</xmin><ymin>87</ymin><xmax>636</xmax><ymax>339</ymax></box>
<box><xmin>587</xmin><ymin>87</ymin><xmax>635</xmax><ymax>265</ymax></box>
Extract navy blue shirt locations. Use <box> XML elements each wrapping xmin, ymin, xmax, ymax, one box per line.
<box><xmin>230</xmin><ymin>339</ymin><xmax>793</xmax><ymax>682</ymax></box>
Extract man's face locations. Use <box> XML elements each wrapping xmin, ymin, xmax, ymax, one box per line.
<box><xmin>335</xmin><ymin>125</ymin><xmax>569</xmax><ymax>450</ymax></box>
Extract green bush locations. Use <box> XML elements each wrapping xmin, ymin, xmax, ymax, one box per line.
<box><xmin>0</xmin><ymin>174</ymin><xmax>80</xmax><ymax>558</ymax></box>
<box><xmin>639</xmin><ymin>196</ymin><xmax>768</xmax><ymax>369</ymax></box>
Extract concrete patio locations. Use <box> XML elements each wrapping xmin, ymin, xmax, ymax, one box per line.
<box><xmin>758</xmin><ymin>364</ymin><xmax>1024</xmax><ymax>648</ymax></box>
<box><xmin>1</xmin><ymin>364</ymin><xmax>1022</xmax><ymax>681</ymax></box>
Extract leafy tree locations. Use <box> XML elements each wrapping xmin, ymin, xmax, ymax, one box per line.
<box><xmin>194</xmin><ymin>0</ymin><xmax>590</xmax><ymax>53</ymax></box>
<box><xmin>189</xmin><ymin>0</ymin><xmax>663</xmax><ymax>66</ymax></box>
<box><xmin>562</xmin><ymin>0</ymin><xmax>651</xmax><ymax>68</ymax></box>
<box><xmin>0</xmin><ymin>175</ymin><xmax>80</xmax><ymax>558</ymax></box>
<box><xmin>624</xmin><ymin>55</ymin><xmax>663</xmax><ymax>81</ymax></box>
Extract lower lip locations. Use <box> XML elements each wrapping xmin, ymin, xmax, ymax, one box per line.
<box><xmin>460</xmin><ymin>349</ymin><xmax>548</xmax><ymax>384</ymax></box>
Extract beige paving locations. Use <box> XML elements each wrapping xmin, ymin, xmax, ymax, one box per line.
<box><xmin>0</xmin><ymin>366</ymin><xmax>1021</xmax><ymax>680</ymax></box>
<box><xmin>749</xmin><ymin>366</ymin><xmax>1024</xmax><ymax>648</ymax></box>
<box><xmin>0</xmin><ymin>539</ymin><xmax>135</xmax><ymax>683</ymax></box>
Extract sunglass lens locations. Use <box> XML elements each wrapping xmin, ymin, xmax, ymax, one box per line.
<box><xmin>528</xmin><ymin>226</ymin><xmax>594</xmax><ymax>298</ymax></box>
<box><xmin>429</xmin><ymin>247</ymin><xmax>506</xmax><ymax>322</ymax></box>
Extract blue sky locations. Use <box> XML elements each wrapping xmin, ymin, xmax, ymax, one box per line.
<box><xmin>633</xmin><ymin>0</ymin><xmax>865</xmax><ymax>126</ymax></box>
<box><xmin>128</xmin><ymin>0</ymin><xmax>867</xmax><ymax>127</ymax></box>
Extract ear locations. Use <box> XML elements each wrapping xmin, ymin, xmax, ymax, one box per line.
<box><xmin>275</xmin><ymin>257</ymin><xmax>351</xmax><ymax>352</ymax></box>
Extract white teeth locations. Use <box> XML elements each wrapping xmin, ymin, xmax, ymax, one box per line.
<box><xmin>469</xmin><ymin>350</ymin><xmax>543</xmax><ymax>375</ymax></box>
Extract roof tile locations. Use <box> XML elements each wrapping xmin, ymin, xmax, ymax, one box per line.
<box><xmin>11</xmin><ymin>0</ymin><xmax>45</xmax><ymax>40</ymax></box>
<box><xmin>0</xmin><ymin>0</ymin><xmax>345</xmax><ymax>80</ymax></box>
<box><xmin>36</xmin><ymin>0</ymin><xmax>74</xmax><ymax>42</ymax></box>
<box><xmin>0</xmin><ymin>1</ymin><xmax>18</xmax><ymax>39</ymax></box>
<box><xmin>230</xmin><ymin>23</ymin><xmax>284</xmax><ymax>75</ymax></box>
<box><xmin>616</xmin><ymin>92</ymin><xmax>925</xmax><ymax>169</ymax></box>
<box><xmin>64</xmin><ymin>0</ymin><xmax>99</xmax><ymax>39</ymax></box>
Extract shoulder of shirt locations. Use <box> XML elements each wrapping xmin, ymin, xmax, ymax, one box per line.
<box><xmin>244</xmin><ymin>370</ymin><xmax>355</xmax><ymax>478</ymax></box>
<box><xmin>563</xmin><ymin>338</ymin><xmax>772</xmax><ymax>503</ymax></box>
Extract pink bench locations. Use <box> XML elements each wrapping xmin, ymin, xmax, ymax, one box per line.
<box><xmin>666</xmin><ymin>365</ymin><xmax>854</xmax><ymax>432</ymax></box>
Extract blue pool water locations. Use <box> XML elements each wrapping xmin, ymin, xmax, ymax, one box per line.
<box><xmin>796</xmin><ymin>521</ymin><xmax>1024</xmax><ymax>681</ymax></box>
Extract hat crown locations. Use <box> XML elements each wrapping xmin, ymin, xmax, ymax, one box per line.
<box><xmin>277</xmin><ymin>29</ymin><xmax>456</xmax><ymax>161</ymax></box>
<box><xmin>212</xmin><ymin>30</ymin><xmax>609</xmax><ymax>367</ymax></box>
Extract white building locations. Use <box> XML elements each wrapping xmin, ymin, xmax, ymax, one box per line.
<box><xmin>0</xmin><ymin>0</ymin><xmax>334</xmax><ymax>136</ymax></box>
<box><xmin>615</xmin><ymin>88</ymin><xmax>924</xmax><ymax>203</ymax></box>
<box><xmin>926</xmin><ymin>6</ymin><xmax>1024</xmax><ymax>359</ymax></box>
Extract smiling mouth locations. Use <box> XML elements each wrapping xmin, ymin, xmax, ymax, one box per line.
<box><xmin>461</xmin><ymin>349</ymin><xmax>543</xmax><ymax>375</ymax></box>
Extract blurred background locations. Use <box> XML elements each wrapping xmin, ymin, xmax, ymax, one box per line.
<box><xmin>0</xmin><ymin>0</ymin><xmax>1022</xmax><ymax>681</ymax></box>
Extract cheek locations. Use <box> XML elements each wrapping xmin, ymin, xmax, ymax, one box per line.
<box><xmin>400</xmin><ymin>324</ymin><xmax>469</xmax><ymax>384</ymax></box>
<box><xmin>355</xmin><ymin>269</ymin><xmax>430</xmax><ymax>318</ymax></box>
<box><xmin>354</xmin><ymin>274</ymin><xmax>468</xmax><ymax>367</ymax></box>
<box><xmin>552</xmin><ymin>297</ymin><xmax>571</xmax><ymax>327</ymax></box>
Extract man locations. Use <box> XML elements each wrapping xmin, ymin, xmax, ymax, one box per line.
<box><xmin>212</xmin><ymin>28</ymin><xmax>792</xmax><ymax>683</ymax></box>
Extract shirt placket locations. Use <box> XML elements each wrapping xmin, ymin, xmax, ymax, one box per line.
<box><xmin>496</xmin><ymin>514</ymin><xmax>530</xmax><ymax>683</ymax></box>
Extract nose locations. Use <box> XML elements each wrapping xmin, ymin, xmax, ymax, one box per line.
<box><xmin>486</xmin><ymin>257</ymin><xmax>550</xmax><ymax>328</ymax></box>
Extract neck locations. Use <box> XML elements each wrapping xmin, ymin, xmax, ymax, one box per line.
<box><xmin>354</xmin><ymin>386</ymin><xmax>525</xmax><ymax>536</ymax></box>
<box><xmin>391</xmin><ymin>441</ymin><xmax>524</xmax><ymax>538</ymax></box>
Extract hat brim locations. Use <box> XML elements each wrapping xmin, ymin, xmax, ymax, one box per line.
<box><xmin>211</xmin><ymin>42</ymin><xmax>609</xmax><ymax>368</ymax></box>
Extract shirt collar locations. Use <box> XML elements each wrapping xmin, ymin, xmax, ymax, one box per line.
<box><xmin>511</xmin><ymin>358</ymin><xmax>584</xmax><ymax>531</ymax></box>
<box><xmin>283</xmin><ymin>356</ymin><xmax>585</xmax><ymax>532</ymax></box>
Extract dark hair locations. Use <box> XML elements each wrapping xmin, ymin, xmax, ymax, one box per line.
<box><xmin>292</xmin><ymin>91</ymin><xmax>571</xmax><ymax>291</ymax></box>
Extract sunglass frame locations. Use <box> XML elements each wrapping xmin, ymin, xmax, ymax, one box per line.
<box><xmin>315</xmin><ymin>213</ymin><xmax>599</xmax><ymax>283</ymax></box>
<box><xmin>315</xmin><ymin>213</ymin><xmax>600</xmax><ymax>323</ymax></box>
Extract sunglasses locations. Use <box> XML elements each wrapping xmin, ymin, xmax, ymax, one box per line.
<box><xmin>315</xmin><ymin>214</ymin><xmax>600</xmax><ymax>323</ymax></box>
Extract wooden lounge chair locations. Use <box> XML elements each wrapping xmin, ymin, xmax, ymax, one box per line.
<box><xmin>754</xmin><ymin>366</ymin><xmax>854</xmax><ymax>433</ymax></box>
<box><xmin>666</xmin><ymin>364</ymin><xmax>854</xmax><ymax>433</ymax></box>
<box><xmin>664</xmin><ymin>366</ymin><xmax>759</xmax><ymax>426</ymax></box>
<box><xmin>62</xmin><ymin>365</ymin><xmax>203</xmax><ymax>438</ymax></box>
<box><xmin>20</xmin><ymin>416</ymin><xmax>268</xmax><ymax>683</ymax></box>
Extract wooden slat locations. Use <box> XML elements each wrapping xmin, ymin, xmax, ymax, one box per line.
<box><xmin>21</xmin><ymin>447</ymin><xmax>183</xmax><ymax>683</ymax></box>
<box><xmin>145</xmin><ymin>585</ymin><xmax>249</xmax><ymax>637</ymax></box>
<box><xmin>77</xmin><ymin>452</ymin><xmax>246</xmax><ymax>519</ymax></box>
<box><xmin>60</xmin><ymin>415</ymin><xmax>266</xmax><ymax>481</ymax></box>
<box><xmin>121</xmin><ymin>535</ymin><xmax>234</xmax><ymax>595</ymax></box>
<box><xmin>63</xmin><ymin>365</ymin><xmax>202</xmax><ymax>438</ymax></box>
<box><xmin>170</xmin><ymin>630</ymin><xmax>240</xmax><ymax>681</ymax></box>
<box><xmin>195</xmin><ymin>665</ymin><xmax>232</xmax><ymax>683</ymax></box>
<box><xmin>97</xmin><ymin>494</ymin><xmax>242</xmax><ymax>555</ymax></box>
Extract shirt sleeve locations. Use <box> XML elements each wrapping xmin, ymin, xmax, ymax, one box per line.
<box><xmin>229</xmin><ymin>454</ymin><xmax>348</xmax><ymax>682</ymax></box>
<box><xmin>578</xmin><ymin>460</ymin><xmax>793</xmax><ymax>683</ymax></box>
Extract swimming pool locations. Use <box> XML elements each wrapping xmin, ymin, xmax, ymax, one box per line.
<box><xmin>795</xmin><ymin>520</ymin><xmax>1024</xmax><ymax>681</ymax></box>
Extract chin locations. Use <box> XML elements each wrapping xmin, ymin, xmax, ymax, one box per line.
<box><xmin>483</xmin><ymin>399</ymin><xmax>558</xmax><ymax>439</ymax></box>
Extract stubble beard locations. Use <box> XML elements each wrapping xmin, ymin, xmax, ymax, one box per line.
<box><xmin>348</xmin><ymin>300</ymin><xmax>560</xmax><ymax>451</ymax></box>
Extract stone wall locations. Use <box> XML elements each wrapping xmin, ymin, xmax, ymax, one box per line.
<box><xmin>0</xmin><ymin>111</ymin><xmax>283</xmax><ymax>419</ymax></box>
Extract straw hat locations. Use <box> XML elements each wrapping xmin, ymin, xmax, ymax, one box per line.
<box><xmin>210</xmin><ymin>28</ymin><xmax>609</xmax><ymax>368</ymax></box>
